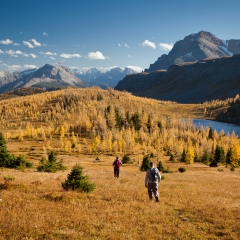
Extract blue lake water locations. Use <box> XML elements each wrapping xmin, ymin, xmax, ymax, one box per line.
<box><xmin>192</xmin><ymin>119</ymin><xmax>240</xmax><ymax>136</ymax></box>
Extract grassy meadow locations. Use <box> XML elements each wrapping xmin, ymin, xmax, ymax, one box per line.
<box><xmin>0</xmin><ymin>87</ymin><xmax>240</xmax><ymax>239</ymax></box>
<box><xmin>0</xmin><ymin>152</ymin><xmax>240</xmax><ymax>239</ymax></box>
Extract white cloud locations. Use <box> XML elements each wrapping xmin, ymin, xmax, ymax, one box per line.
<box><xmin>87</xmin><ymin>51</ymin><xmax>105</xmax><ymax>60</ymax></box>
<box><xmin>118</xmin><ymin>43</ymin><xmax>121</xmax><ymax>47</ymax></box>
<box><xmin>23</xmin><ymin>64</ymin><xmax>37</xmax><ymax>69</ymax></box>
<box><xmin>40</xmin><ymin>51</ymin><xmax>57</xmax><ymax>56</ymax></box>
<box><xmin>159</xmin><ymin>43</ymin><xmax>173</xmax><ymax>51</ymax></box>
<box><xmin>127</xmin><ymin>55</ymin><xmax>132</xmax><ymax>58</ymax></box>
<box><xmin>43</xmin><ymin>32</ymin><xmax>48</xmax><ymax>36</ymax></box>
<box><xmin>23</xmin><ymin>39</ymin><xmax>41</xmax><ymax>48</ymax></box>
<box><xmin>127</xmin><ymin>65</ymin><xmax>143</xmax><ymax>72</ymax></box>
<box><xmin>60</xmin><ymin>53</ymin><xmax>81</xmax><ymax>58</ymax></box>
<box><xmin>140</xmin><ymin>40</ymin><xmax>156</xmax><ymax>49</ymax></box>
<box><xmin>50</xmin><ymin>56</ymin><xmax>56</xmax><ymax>60</ymax></box>
<box><xmin>13</xmin><ymin>43</ymin><xmax>20</xmax><ymax>46</ymax></box>
<box><xmin>124</xmin><ymin>43</ymin><xmax>130</xmax><ymax>48</ymax></box>
<box><xmin>30</xmin><ymin>39</ymin><xmax>41</xmax><ymax>47</ymax></box>
<box><xmin>5</xmin><ymin>50</ymin><xmax>29</xmax><ymax>57</ymax></box>
<box><xmin>43</xmin><ymin>43</ymin><xmax>47</xmax><ymax>46</ymax></box>
<box><xmin>0</xmin><ymin>49</ymin><xmax>4</xmax><ymax>54</ymax></box>
<box><xmin>0</xmin><ymin>39</ymin><xmax>13</xmax><ymax>45</ymax></box>
<box><xmin>15</xmin><ymin>50</ymin><xmax>23</xmax><ymax>54</ymax></box>
<box><xmin>30</xmin><ymin>54</ymin><xmax>37</xmax><ymax>58</ymax></box>
<box><xmin>23</xmin><ymin>41</ymin><xmax>34</xmax><ymax>48</ymax></box>
<box><xmin>8</xmin><ymin>64</ymin><xmax>22</xmax><ymax>70</ymax></box>
<box><xmin>5</xmin><ymin>50</ymin><xmax>17</xmax><ymax>55</ymax></box>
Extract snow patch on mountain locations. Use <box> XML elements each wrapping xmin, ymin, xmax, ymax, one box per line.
<box><xmin>218</xmin><ymin>45</ymin><xmax>233</xmax><ymax>56</ymax></box>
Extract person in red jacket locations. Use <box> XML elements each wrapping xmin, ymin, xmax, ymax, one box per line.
<box><xmin>112</xmin><ymin>156</ymin><xmax>123</xmax><ymax>178</ymax></box>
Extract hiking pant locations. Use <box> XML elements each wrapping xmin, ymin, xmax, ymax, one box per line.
<box><xmin>114</xmin><ymin>167</ymin><xmax>120</xmax><ymax>177</ymax></box>
<box><xmin>148</xmin><ymin>182</ymin><xmax>159</xmax><ymax>199</ymax></box>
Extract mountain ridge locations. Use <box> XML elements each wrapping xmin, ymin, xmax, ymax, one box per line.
<box><xmin>0</xmin><ymin>64</ymin><xmax>89</xmax><ymax>93</ymax></box>
<box><xmin>115</xmin><ymin>54</ymin><xmax>240</xmax><ymax>103</ymax></box>
<box><xmin>145</xmin><ymin>31</ymin><xmax>240</xmax><ymax>72</ymax></box>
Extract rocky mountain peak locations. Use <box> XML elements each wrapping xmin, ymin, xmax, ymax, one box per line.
<box><xmin>145</xmin><ymin>30</ymin><xmax>240</xmax><ymax>72</ymax></box>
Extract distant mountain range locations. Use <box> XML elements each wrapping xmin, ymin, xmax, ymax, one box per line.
<box><xmin>72</xmin><ymin>67</ymin><xmax>137</xmax><ymax>88</ymax></box>
<box><xmin>145</xmin><ymin>30</ymin><xmax>240</xmax><ymax>72</ymax></box>
<box><xmin>115</xmin><ymin>31</ymin><xmax>240</xmax><ymax>103</ymax></box>
<box><xmin>0</xmin><ymin>64</ymin><xmax>89</xmax><ymax>93</ymax></box>
<box><xmin>0</xmin><ymin>65</ymin><xmax>137</xmax><ymax>93</ymax></box>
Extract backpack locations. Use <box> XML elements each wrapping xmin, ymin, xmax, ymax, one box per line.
<box><xmin>114</xmin><ymin>159</ymin><xmax>121</xmax><ymax>168</ymax></box>
<box><xmin>149</xmin><ymin>168</ymin><xmax>158</xmax><ymax>181</ymax></box>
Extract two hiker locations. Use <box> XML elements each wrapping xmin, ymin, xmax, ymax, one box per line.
<box><xmin>112</xmin><ymin>156</ymin><xmax>123</xmax><ymax>178</ymax></box>
<box><xmin>112</xmin><ymin>158</ymin><xmax>161</xmax><ymax>202</ymax></box>
<box><xmin>145</xmin><ymin>162</ymin><xmax>161</xmax><ymax>202</ymax></box>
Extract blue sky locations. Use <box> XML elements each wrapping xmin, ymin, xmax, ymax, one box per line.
<box><xmin>0</xmin><ymin>0</ymin><xmax>240</xmax><ymax>72</ymax></box>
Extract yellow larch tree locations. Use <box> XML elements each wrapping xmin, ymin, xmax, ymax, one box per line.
<box><xmin>230</xmin><ymin>143</ymin><xmax>240</xmax><ymax>167</ymax></box>
<box><xmin>185</xmin><ymin>144</ymin><xmax>195</xmax><ymax>164</ymax></box>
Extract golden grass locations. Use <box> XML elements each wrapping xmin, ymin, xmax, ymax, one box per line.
<box><xmin>1</xmin><ymin>88</ymin><xmax>240</xmax><ymax>239</ymax></box>
<box><xmin>0</xmin><ymin>154</ymin><xmax>240</xmax><ymax>240</ymax></box>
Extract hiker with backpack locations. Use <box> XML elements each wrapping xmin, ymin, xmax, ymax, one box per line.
<box><xmin>112</xmin><ymin>156</ymin><xmax>123</xmax><ymax>178</ymax></box>
<box><xmin>145</xmin><ymin>162</ymin><xmax>161</xmax><ymax>202</ymax></box>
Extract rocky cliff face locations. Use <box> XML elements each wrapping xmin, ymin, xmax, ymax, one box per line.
<box><xmin>0</xmin><ymin>64</ymin><xmax>89</xmax><ymax>93</ymax></box>
<box><xmin>145</xmin><ymin>31</ymin><xmax>240</xmax><ymax>72</ymax></box>
<box><xmin>115</xmin><ymin>55</ymin><xmax>240</xmax><ymax>103</ymax></box>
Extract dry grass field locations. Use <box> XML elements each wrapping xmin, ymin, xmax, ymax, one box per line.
<box><xmin>0</xmin><ymin>145</ymin><xmax>240</xmax><ymax>240</ymax></box>
<box><xmin>1</xmin><ymin>88</ymin><xmax>240</xmax><ymax>239</ymax></box>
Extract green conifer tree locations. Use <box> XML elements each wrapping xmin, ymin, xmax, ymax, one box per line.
<box><xmin>62</xmin><ymin>164</ymin><xmax>95</xmax><ymax>192</ymax></box>
<box><xmin>140</xmin><ymin>155</ymin><xmax>151</xmax><ymax>171</ymax></box>
<box><xmin>226</xmin><ymin>148</ymin><xmax>232</xmax><ymax>166</ymax></box>
<box><xmin>157</xmin><ymin>161</ymin><xmax>165</xmax><ymax>171</ymax></box>
<box><xmin>214</xmin><ymin>145</ymin><xmax>225</xmax><ymax>163</ymax></box>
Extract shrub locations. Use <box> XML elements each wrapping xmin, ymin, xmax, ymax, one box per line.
<box><xmin>178</xmin><ymin>167</ymin><xmax>186</xmax><ymax>173</ymax></box>
<box><xmin>210</xmin><ymin>159</ymin><xmax>218</xmax><ymax>167</ymax></box>
<box><xmin>150</xmin><ymin>152</ymin><xmax>155</xmax><ymax>158</ymax></box>
<box><xmin>62</xmin><ymin>164</ymin><xmax>95</xmax><ymax>193</ymax></box>
<box><xmin>37</xmin><ymin>151</ymin><xmax>67</xmax><ymax>173</ymax></box>
<box><xmin>140</xmin><ymin>155</ymin><xmax>151</xmax><ymax>171</ymax></box>
<box><xmin>161</xmin><ymin>175</ymin><xmax>165</xmax><ymax>180</ymax></box>
<box><xmin>1</xmin><ymin>175</ymin><xmax>15</xmax><ymax>190</ymax></box>
<box><xmin>122</xmin><ymin>154</ymin><xmax>133</xmax><ymax>164</ymax></box>
<box><xmin>162</xmin><ymin>167</ymin><xmax>174</xmax><ymax>173</ymax></box>
<box><xmin>95</xmin><ymin>156</ymin><xmax>100</xmax><ymax>161</ymax></box>
<box><xmin>0</xmin><ymin>132</ymin><xmax>33</xmax><ymax>169</ymax></box>
<box><xmin>230</xmin><ymin>166</ymin><xmax>235</xmax><ymax>171</ymax></box>
<box><xmin>169</xmin><ymin>154</ymin><xmax>175</xmax><ymax>162</ymax></box>
<box><xmin>218</xmin><ymin>168</ymin><xmax>224</xmax><ymax>172</ymax></box>
<box><xmin>157</xmin><ymin>161</ymin><xmax>165</xmax><ymax>172</ymax></box>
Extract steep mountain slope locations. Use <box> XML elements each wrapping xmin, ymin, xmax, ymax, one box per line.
<box><xmin>0</xmin><ymin>71</ymin><xmax>18</xmax><ymax>87</ymax></box>
<box><xmin>115</xmin><ymin>54</ymin><xmax>240</xmax><ymax>103</ymax></box>
<box><xmin>0</xmin><ymin>64</ymin><xmax>89</xmax><ymax>93</ymax></box>
<box><xmin>145</xmin><ymin>31</ymin><xmax>240</xmax><ymax>72</ymax></box>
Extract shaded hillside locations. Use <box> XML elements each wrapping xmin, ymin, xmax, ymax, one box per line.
<box><xmin>145</xmin><ymin>31</ymin><xmax>240</xmax><ymax>72</ymax></box>
<box><xmin>116</xmin><ymin>55</ymin><xmax>240</xmax><ymax>103</ymax></box>
<box><xmin>0</xmin><ymin>87</ymin><xmax>46</xmax><ymax>100</ymax></box>
<box><xmin>201</xmin><ymin>96</ymin><xmax>240</xmax><ymax>125</ymax></box>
